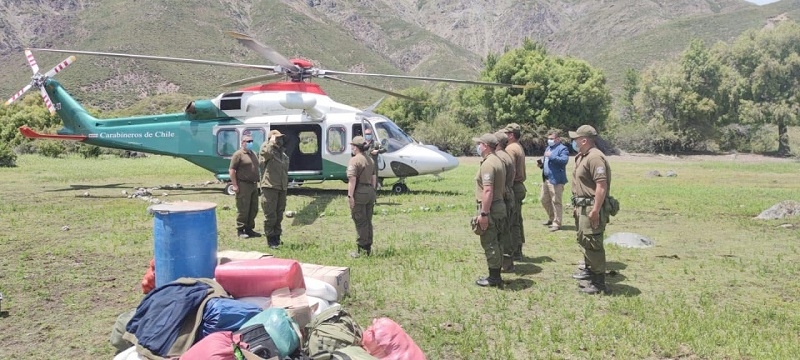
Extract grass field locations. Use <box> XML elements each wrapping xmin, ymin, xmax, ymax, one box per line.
<box><xmin>1</xmin><ymin>153</ymin><xmax>799</xmax><ymax>359</ymax></box>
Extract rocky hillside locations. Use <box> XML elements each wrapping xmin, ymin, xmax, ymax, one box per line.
<box><xmin>0</xmin><ymin>0</ymin><xmax>796</xmax><ymax>109</ymax></box>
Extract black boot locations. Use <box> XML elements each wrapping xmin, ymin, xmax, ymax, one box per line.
<box><xmin>245</xmin><ymin>228</ymin><xmax>262</xmax><ymax>238</ymax></box>
<box><xmin>476</xmin><ymin>268</ymin><xmax>503</xmax><ymax>287</ymax></box>
<box><xmin>512</xmin><ymin>244</ymin><xmax>523</xmax><ymax>261</ymax></box>
<box><xmin>572</xmin><ymin>268</ymin><xmax>592</xmax><ymax>280</ymax></box>
<box><xmin>237</xmin><ymin>228</ymin><xmax>249</xmax><ymax>239</ymax></box>
<box><xmin>581</xmin><ymin>273</ymin><xmax>610</xmax><ymax>295</ymax></box>
<box><xmin>350</xmin><ymin>245</ymin><xmax>371</xmax><ymax>258</ymax></box>
<box><xmin>501</xmin><ymin>255</ymin><xmax>515</xmax><ymax>273</ymax></box>
<box><xmin>267</xmin><ymin>235</ymin><xmax>280</xmax><ymax>249</ymax></box>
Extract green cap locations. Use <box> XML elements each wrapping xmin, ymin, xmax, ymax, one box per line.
<box><xmin>350</xmin><ymin>136</ymin><xmax>366</xmax><ymax>146</ymax></box>
<box><xmin>569</xmin><ymin>125</ymin><xmax>598</xmax><ymax>138</ymax></box>
<box><xmin>473</xmin><ymin>133</ymin><xmax>498</xmax><ymax>147</ymax></box>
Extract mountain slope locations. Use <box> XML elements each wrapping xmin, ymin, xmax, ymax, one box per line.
<box><xmin>0</xmin><ymin>0</ymin><xmax>796</xmax><ymax>110</ymax></box>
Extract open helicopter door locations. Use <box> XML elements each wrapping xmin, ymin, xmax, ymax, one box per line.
<box><xmin>268</xmin><ymin>123</ymin><xmax>323</xmax><ymax>183</ymax></box>
<box><xmin>352</xmin><ymin>117</ymin><xmax>385</xmax><ymax>172</ymax></box>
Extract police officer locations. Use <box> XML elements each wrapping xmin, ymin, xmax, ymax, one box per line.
<box><xmin>347</xmin><ymin>136</ymin><xmax>377</xmax><ymax>258</ymax></box>
<box><xmin>363</xmin><ymin>127</ymin><xmax>386</xmax><ymax>178</ymax></box>
<box><xmin>473</xmin><ymin>133</ymin><xmax>507</xmax><ymax>287</ymax></box>
<box><xmin>259</xmin><ymin>129</ymin><xmax>289</xmax><ymax>249</ymax></box>
<box><xmin>229</xmin><ymin>134</ymin><xmax>261</xmax><ymax>238</ymax></box>
<box><xmin>503</xmin><ymin>123</ymin><xmax>527</xmax><ymax>260</ymax></box>
<box><xmin>493</xmin><ymin>131</ymin><xmax>516</xmax><ymax>272</ymax></box>
<box><xmin>569</xmin><ymin>125</ymin><xmax>612</xmax><ymax>295</ymax></box>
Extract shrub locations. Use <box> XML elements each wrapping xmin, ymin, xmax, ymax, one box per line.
<box><xmin>0</xmin><ymin>144</ymin><xmax>17</xmax><ymax>167</ymax></box>
<box><xmin>78</xmin><ymin>144</ymin><xmax>103</xmax><ymax>158</ymax></box>
<box><xmin>37</xmin><ymin>141</ymin><xmax>66</xmax><ymax>158</ymax></box>
<box><xmin>412</xmin><ymin>114</ymin><xmax>483</xmax><ymax>156</ymax></box>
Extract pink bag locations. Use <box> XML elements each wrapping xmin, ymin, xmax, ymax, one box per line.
<box><xmin>362</xmin><ymin>318</ymin><xmax>426</xmax><ymax>360</ymax></box>
<box><xmin>215</xmin><ymin>258</ymin><xmax>305</xmax><ymax>298</ymax></box>
<box><xmin>181</xmin><ymin>331</ymin><xmax>240</xmax><ymax>360</ymax></box>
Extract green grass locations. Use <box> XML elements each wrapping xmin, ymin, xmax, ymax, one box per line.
<box><xmin>1</xmin><ymin>154</ymin><xmax>799</xmax><ymax>358</ymax></box>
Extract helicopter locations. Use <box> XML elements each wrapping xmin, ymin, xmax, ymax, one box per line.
<box><xmin>6</xmin><ymin>31</ymin><xmax>526</xmax><ymax>194</ymax></box>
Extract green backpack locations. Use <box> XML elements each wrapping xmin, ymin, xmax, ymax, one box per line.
<box><xmin>305</xmin><ymin>305</ymin><xmax>364</xmax><ymax>360</ymax></box>
<box><xmin>330</xmin><ymin>346</ymin><xmax>378</xmax><ymax>360</ymax></box>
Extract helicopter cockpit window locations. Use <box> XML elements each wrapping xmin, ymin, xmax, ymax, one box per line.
<box><xmin>374</xmin><ymin>121</ymin><xmax>413</xmax><ymax>153</ymax></box>
<box><xmin>326</xmin><ymin>125</ymin><xmax>346</xmax><ymax>154</ymax></box>
<box><xmin>220</xmin><ymin>92</ymin><xmax>243</xmax><ymax>111</ymax></box>
<box><xmin>217</xmin><ymin>129</ymin><xmax>239</xmax><ymax>157</ymax></box>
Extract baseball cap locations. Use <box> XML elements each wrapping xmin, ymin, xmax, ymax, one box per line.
<box><xmin>493</xmin><ymin>131</ymin><xmax>509</xmax><ymax>146</ymax></box>
<box><xmin>503</xmin><ymin>123</ymin><xmax>521</xmax><ymax>133</ymax></box>
<box><xmin>350</xmin><ymin>136</ymin><xmax>366</xmax><ymax>147</ymax></box>
<box><xmin>568</xmin><ymin>125</ymin><xmax>598</xmax><ymax>139</ymax></box>
<box><xmin>472</xmin><ymin>133</ymin><xmax>499</xmax><ymax>147</ymax></box>
<box><xmin>269</xmin><ymin>129</ymin><xmax>285</xmax><ymax>138</ymax></box>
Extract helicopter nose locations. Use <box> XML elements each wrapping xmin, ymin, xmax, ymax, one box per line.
<box><xmin>405</xmin><ymin>144</ymin><xmax>460</xmax><ymax>175</ymax></box>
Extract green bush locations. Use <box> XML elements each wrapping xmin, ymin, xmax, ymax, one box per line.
<box><xmin>412</xmin><ymin>114</ymin><xmax>482</xmax><ymax>156</ymax></box>
<box><xmin>0</xmin><ymin>144</ymin><xmax>17</xmax><ymax>167</ymax></box>
<box><xmin>78</xmin><ymin>144</ymin><xmax>103</xmax><ymax>158</ymax></box>
<box><xmin>37</xmin><ymin>141</ymin><xmax>66</xmax><ymax>158</ymax></box>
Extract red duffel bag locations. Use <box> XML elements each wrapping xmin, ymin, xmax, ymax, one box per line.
<box><xmin>215</xmin><ymin>258</ymin><xmax>305</xmax><ymax>298</ymax></box>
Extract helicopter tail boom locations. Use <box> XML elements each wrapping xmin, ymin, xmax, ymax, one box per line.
<box><xmin>19</xmin><ymin>125</ymin><xmax>87</xmax><ymax>141</ymax></box>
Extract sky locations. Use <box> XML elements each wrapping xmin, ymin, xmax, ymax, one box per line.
<box><xmin>745</xmin><ymin>0</ymin><xmax>781</xmax><ymax>5</ymax></box>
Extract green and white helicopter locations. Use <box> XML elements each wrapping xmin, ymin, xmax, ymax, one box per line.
<box><xmin>6</xmin><ymin>32</ymin><xmax>524</xmax><ymax>194</ymax></box>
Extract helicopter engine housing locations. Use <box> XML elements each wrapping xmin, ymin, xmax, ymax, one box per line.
<box><xmin>186</xmin><ymin>100</ymin><xmax>226</xmax><ymax>120</ymax></box>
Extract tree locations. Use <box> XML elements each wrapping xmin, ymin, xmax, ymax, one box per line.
<box><xmin>482</xmin><ymin>38</ymin><xmax>612</xmax><ymax>133</ymax></box>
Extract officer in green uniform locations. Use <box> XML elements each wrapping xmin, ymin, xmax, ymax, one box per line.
<box><xmin>503</xmin><ymin>123</ymin><xmax>527</xmax><ymax>260</ymax></box>
<box><xmin>363</xmin><ymin>128</ymin><xmax>386</xmax><ymax>178</ymax></box>
<box><xmin>569</xmin><ymin>125</ymin><xmax>612</xmax><ymax>295</ymax></box>
<box><xmin>259</xmin><ymin>129</ymin><xmax>289</xmax><ymax>249</ymax></box>
<box><xmin>347</xmin><ymin>136</ymin><xmax>377</xmax><ymax>257</ymax></box>
<box><xmin>229</xmin><ymin>134</ymin><xmax>262</xmax><ymax>239</ymax></box>
<box><xmin>493</xmin><ymin>131</ymin><xmax>516</xmax><ymax>272</ymax></box>
<box><xmin>473</xmin><ymin>133</ymin><xmax>507</xmax><ymax>287</ymax></box>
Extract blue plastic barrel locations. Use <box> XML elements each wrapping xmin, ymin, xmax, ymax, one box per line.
<box><xmin>152</xmin><ymin>201</ymin><xmax>218</xmax><ymax>287</ymax></box>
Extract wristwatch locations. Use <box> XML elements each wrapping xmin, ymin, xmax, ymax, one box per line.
<box><xmin>480</xmin><ymin>212</ymin><xmax>488</xmax><ymax>217</ymax></box>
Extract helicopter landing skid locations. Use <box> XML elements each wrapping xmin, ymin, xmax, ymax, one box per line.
<box><xmin>390</xmin><ymin>178</ymin><xmax>409</xmax><ymax>194</ymax></box>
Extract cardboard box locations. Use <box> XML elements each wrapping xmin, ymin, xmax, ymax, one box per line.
<box><xmin>217</xmin><ymin>250</ymin><xmax>273</xmax><ymax>265</ymax></box>
<box><xmin>271</xmin><ymin>287</ymin><xmax>313</xmax><ymax>329</ymax></box>
<box><xmin>300</xmin><ymin>263</ymin><xmax>350</xmax><ymax>302</ymax></box>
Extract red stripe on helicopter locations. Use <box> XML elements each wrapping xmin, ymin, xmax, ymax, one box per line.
<box><xmin>19</xmin><ymin>125</ymin><xmax>87</xmax><ymax>141</ymax></box>
<box><xmin>241</xmin><ymin>82</ymin><xmax>327</xmax><ymax>95</ymax></box>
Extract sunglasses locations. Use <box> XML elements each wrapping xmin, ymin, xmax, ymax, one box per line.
<box><xmin>245</xmin><ymin>140</ymin><xmax>253</xmax><ymax>143</ymax></box>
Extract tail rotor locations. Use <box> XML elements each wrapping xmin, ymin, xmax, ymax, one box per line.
<box><xmin>5</xmin><ymin>49</ymin><xmax>76</xmax><ymax>114</ymax></box>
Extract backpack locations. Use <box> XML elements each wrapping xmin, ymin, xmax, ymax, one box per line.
<box><xmin>235</xmin><ymin>324</ymin><xmax>282</xmax><ymax>359</ymax></box>
<box><xmin>304</xmin><ymin>305</ymin><xmax>363</xmax><ymax>360</ymax></box>
<box><xmin>330</xmin><ymin>346</ymin><xmax>378</xmax><ymax>360</ymax></box>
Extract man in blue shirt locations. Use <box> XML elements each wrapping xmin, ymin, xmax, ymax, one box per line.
<box><xmin>540</xmin><ymin>130</ymin><xmax>570</xmax><ymax>231</ymax></box>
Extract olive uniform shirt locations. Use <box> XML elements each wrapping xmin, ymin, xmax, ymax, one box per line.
<box><xmin>347</xmin><ymin>153</ymin><xmax>376</xmax><ymax>201</ymax></box>
<box><xmin>259</xmin><ymin>142</ymin><xmax>289</xmax><ymax>190</ymax></box>
<box><xmin>475</xmin><ymin>153</ymin><xmax>506</xmax><ymax>204</ymax></box>
<box><xmin>229</xmin><ymin>149</ymin><xmax>260</xmax><ymax>183</ymax></box>
<box><xmin>572</xmin><ymin>147</ymin><xmax>611</xmax><ymax>198</ymax></box>
<box><xmin>495</xmin><ymin>149</ymin><xmax>515</xmax><ymax>199</ymax></box>
<box><xmin>505</xmin><ymin>142</ymin><xmax>526</xmax><ymax>183</ymax></box>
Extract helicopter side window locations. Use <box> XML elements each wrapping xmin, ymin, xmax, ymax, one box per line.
<box><xmin>243</xmin><ymin>128</ymin><xmax>265</xmax><ymax>152</ymax></box>
<box><xmin>326</xmin><ymin>125</ymin><xmax>346</xmax><ymax>154</ymax></box>
<box><xmin>298</xmin><ymin>131</ymin><xmax>319</xmax><ymax>155</ymax></box>
<box><xmin>217</xmin><ymin>129</ymin><xmax>239</xmax><ymax>156</ymax></box>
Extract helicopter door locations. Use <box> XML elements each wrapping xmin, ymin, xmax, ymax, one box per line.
<box><xmin>269</xmin><ymin>124</ymin><xmax>323</xmax><ymax>179</ymax></box>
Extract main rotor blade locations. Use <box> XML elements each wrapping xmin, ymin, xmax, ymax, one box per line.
<box><xmin>44</xmin><ymin>56</ymin><xmax>76</xmax><ymax>78</ymax></box>
<box><xmin>221</xmin><ymin>73</ymin><xmax>285</xmax><ymax>88</ymax></box>
<box><xmin>25</xmin><ymin>49</ymin><xmax>39</xmax><ymax>74</ymax></box>
<box><xmin>224</xmin><ymin>31</ymin><xmax>299</xmax><ymax>72</ymax></box>
<box><xmin>30</xmin><ymin>48</ymin><xmax>275</xmax><ymax>71</ymax></box>
<box><xmin>5</xmin><ymin>84</ymin><xmax>32</xmax><ymax>106</ymax></box>
<box><xmin>321</xmin><ymin>70</ymin><xmax>531</xmax><ymax>89</ymax></box>
<box><xmin>40</xmin><ymin>87</ymin><xmax>55</xmax><ymax>114</ymax></box>
<box><xmin>323</xmin><ymin>76</ymin><xmax>420</xmax><ymax>101</ymax></box>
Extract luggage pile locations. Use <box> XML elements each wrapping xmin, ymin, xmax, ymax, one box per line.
<box><xmin>111</xmin><ymin>252</ymin><xmax>425</xmax><ymax>360</ymax></box>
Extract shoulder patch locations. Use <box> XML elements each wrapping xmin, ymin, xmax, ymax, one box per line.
<box><xmin>347</xmin><ymin>165</ymin><xmax>355</xmax><ymax>172</ymax></box>
<box><xmin>596</xmin><ymin>166</ymin><xmax>605</xmax><ymax>174</ymax></box>
<box><xmin>482</xmin><ymin>173</ymin><xmax>492</xmax><ymax>181</ymax></box>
